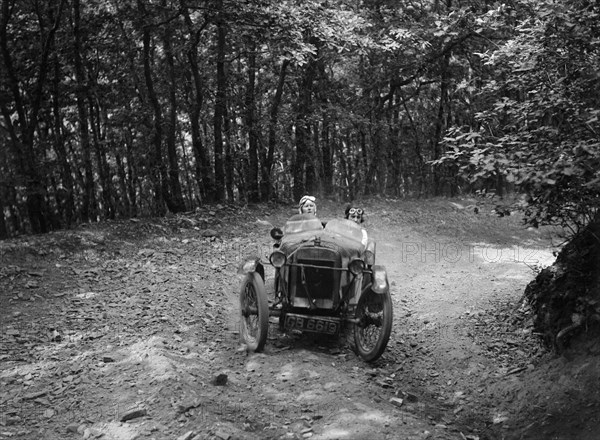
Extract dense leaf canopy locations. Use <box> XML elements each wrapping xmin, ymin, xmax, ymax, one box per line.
<box><xmin>0</xmin><ymin>0</ymin><xmax>598</xmax><ymax>237</ymax></box>
<box><xmin>435</xmin><ymin>0</ymin><xmax>600</xmax><ymax>232</ymax></box>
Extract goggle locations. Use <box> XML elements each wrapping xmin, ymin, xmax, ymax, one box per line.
<box><xmin>349</xmin><ymin>208</ymin><xmax>363</xmax><ymax>216</ymax></box>
<box><xmin>299</xmin><ymin>195</ymin><xmax>316</xmax><ymax>206</ymax></box>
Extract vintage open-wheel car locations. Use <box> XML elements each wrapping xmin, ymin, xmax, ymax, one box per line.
<box><xmin>238</xmin><ymin>213</ymin><xmax>393</xmax><ymax>362</ymax></box>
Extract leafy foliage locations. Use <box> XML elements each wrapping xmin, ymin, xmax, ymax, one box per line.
<box><xmin>1</xmin><ymin>0</ymin><xmax>598</xmax><ymax>237</ymax></box>
<box><xmin>435</xmin><ymin>0</ymin><xmax>600</xmax><ymax>233</ymax></box>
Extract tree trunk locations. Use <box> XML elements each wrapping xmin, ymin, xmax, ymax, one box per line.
<box><xmin>139</xmin><ymin>1</ymin><xmax>166</xmax><ymax>215</ymax></box>
<box><xmin>179</xmin><ymin>136</ymin><xmax>195</xmax><ymax>207</ymax></box>
<box><xmin>293</xmin><ymin>42</ymin><xmax>317</xmax><ymax>200</ymax></box>
<box><xmin>115</xmin><ymin>151</ymin><xmax>131</xmax><ymax>217</ymax></box>
<box><xmin>89</xmin><ymin>97</ymin><xmax>115</xmax><ymax>219</ymax></box>
<box><xmin>213</xmin><ymin>2</ymin><xmax>227</xmax><ymax>202</ymax></box>
<box><xmin>51</xmin><ymin>51</ymin><xmax>75</xmax><ymax>227</ymax></box>
<box><xmin>73</xmin><ymin>0</ymin><xmax>96</xmax><ymax>222</ymax></box>
<box><xmin>0</xmin><ymin>192</ymin><xmax>7</xmax><ymax>238</ymax></box>
<box><xmin>320</xmin><ymin>112</ymin><xmax>333</xmax><ymax>195</ymax></box>
<box><xmin>314</xmin><ymin>48</ymin><xmax>331</xmax><ymax>195</ymax></box>
<box><xmin>245</xmin><ymin>38</ymin><xmax>260</xmax><ymax>202</ymax></box>
<box><xmin>68</xmin><ymin>141</ymin><xmax>86</xmax><ymax>209</ymax></box>
<box><xmin>182</xmin><ymin>7</ymin><xmax>214</xmax><ymax>202</ymax></box>
<box><xmin>224</xmin><ymin>103</ymin><xmax>234</xmax><ymax>201</ymax></box>
<box><xmin>6</xmin><ymin>184</ymin><xmax>21</xmax><ymax>233</ymax></box>
<box><xmin>341</xmin><ymin>130</ymin><xmax>353</xmax><ymax>200</ymax></box>
<box><xmin>0</xmin><ymin>145</ymin><xmax>10</xmax><ymax>238</ymax></box>
<box><xmin>162</xmin><ymin>15</ymin><xmax>186</xmax><ymax>212</ymax></box>
<box><xmin>432</xmin><ymin>37</ymin><xmax>452</xmax><ymax>196</ymax></box>
<box><xmin>358</xmin><ymin>129</ymin><xmax>368</xmax><ymax>195</ymax></box>
<box><xmin>125</xmin><ymin>134</ymin><xmax>138</xmax><ymax>217</ymax></box>
<box><xmin>293</xmin><ymin>118</ymin><xmax>309</xmax><ymax>201</ymax></box>
<box><xmin>388</xmin><ymin>92</ymin><xmax>402</xmax><ymax>197</ymax></box>
<box><xmin>399</xmin><ymin>88</ymin><xmax>426</xmax><ymax>196</ymax></box>
<box><xmin>264</xmin><ymin>60</ymin><xmax>289</xmax><ymax>201</ymax></box>
<box><xmin>365</xmin><ymin>98</ymin><xmax>384</xmax><ymax>195</ymax></box>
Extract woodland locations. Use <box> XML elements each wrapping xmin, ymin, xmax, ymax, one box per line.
<box><xmin>0</xmin><ymin>0</ymin><xmax>596</xmax><ymax>236</ymax></box>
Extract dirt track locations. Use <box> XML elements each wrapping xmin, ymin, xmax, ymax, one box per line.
<box><xmin>1</xmin><ymin>198</ymin><xmax>599</xmax><ymax>440</ymax></box>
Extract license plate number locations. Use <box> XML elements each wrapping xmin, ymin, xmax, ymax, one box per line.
<box><xmin>284</xmin><ymin>314</ymin><xmax>339</xmax><ymax>334</ymax></box>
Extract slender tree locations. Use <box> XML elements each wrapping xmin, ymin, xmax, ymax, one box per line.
<box><xmin>181</xmin><ymin>5</ymin><xmax>214</xmax><ymax>202</ymax></box>
<box><xmin>213</xmin><ymin>0</ymin><xmax>227</xmax><ymax>201</ymax></box>
<box><xmin>162</xmin><ymin>6</ymin><xmax>186</xmax><ymax>213</ymax></box>
<box><xmin>137</xmin><ymin>0</ymin><xmax>167</xmax><ymax>215</ymax></box>
<box><xmin>72</xmin><ymin>0</ymin><xmax>97</xmax><ymax>222</ymax></box>
<box><xmin>263</xmin><ymin>59</ymin><xmax>289</xmax><ymax>201</ymax></box>
<box><xmin>245</xmin><ymin>37</ymin><xmax>260</xmax><ymax>202</ymax></box>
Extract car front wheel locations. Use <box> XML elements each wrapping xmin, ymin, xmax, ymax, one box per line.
<box><xmin>354</xmin><ymin>289</ymin><xmax>393</xmax><ymax>362</ymax></box>
<box><xmin>239</xmin><ymin>272</ymin><xmax>269</xmax><ymax>352</ymax></box>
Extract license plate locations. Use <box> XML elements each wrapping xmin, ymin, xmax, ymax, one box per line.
<box><xmin>284</xmin><ymin>314</ymin><xmax>340</xmax><ymax>335</ymax></box>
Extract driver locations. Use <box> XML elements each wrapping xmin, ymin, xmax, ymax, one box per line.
<box><xmin>298</xmin><ymin>195</ymin><xmax>317</xmax><ymax>215</ymax></box>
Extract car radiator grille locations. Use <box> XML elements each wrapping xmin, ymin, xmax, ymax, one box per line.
<box><xmin>289</xmin><ymin>248</ymin><xmax>342</xmax><ymax>309</ymax></box>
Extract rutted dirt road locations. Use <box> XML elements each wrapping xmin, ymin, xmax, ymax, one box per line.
<box><xmin>2</xmin><ymin>198</ymin><xmax>598</xmax><ymax>440</ymax></box>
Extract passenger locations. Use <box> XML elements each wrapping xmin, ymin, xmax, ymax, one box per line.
<box><xmin>298</xmin><ymin>195</ymin><xmax>317</xmax><ymax>215</ymax></box>
<box><xmin>344</xmin><ymin>205</ymin><xmax>365</xmax><ymax>224</ymax></box>
<box><xmin>345</xmin><ymin>205</ymin><xmax>368</xmax><ymax>246</ymax></box>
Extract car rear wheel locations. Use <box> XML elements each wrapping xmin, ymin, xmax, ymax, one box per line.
<box><xmin>239</xmin><ymin>272</ymin><xmax>269</xmax><ymax>352</ymax></box>
<box><xmin>354</xmin><ymin>289</ymin><xmax>393</xmax><ymax>362</ymax></box>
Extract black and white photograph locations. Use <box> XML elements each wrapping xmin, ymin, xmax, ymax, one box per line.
<box><xmin>1</xmin><ymin>1</ymin><xmax>599</xmax><ymax>439</ymax></box>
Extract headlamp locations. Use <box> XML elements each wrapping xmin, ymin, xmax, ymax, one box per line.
<box><xmin>348</xmin><ymin>258</ymin><xmax>365</xmax><ymax>275</ymax></box>
<box><xmin>269</xmin><ymin>250</ymin><xmax>287</xmax><ymax>268</ymax></box>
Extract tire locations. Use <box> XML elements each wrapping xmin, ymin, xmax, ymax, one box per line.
<box><xmin>354</xmin><ymin>289</ymin><xmax>393</xmax><ymax>362</ymax></box>
<box><xmin>239</xmin><ymin>272</ymin><xmax>269</xmax><ymax>352</ymax></box>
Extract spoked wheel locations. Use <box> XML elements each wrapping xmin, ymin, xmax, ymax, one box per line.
<box><xmin>239</xmin><ymin>272</ymin><xmax>269</xmax><ymax>352</ymax></box>
<box><xmin>354</xmin><ymin>289</ymin><xmax>393</xmax><ymax>362</ymax></box>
